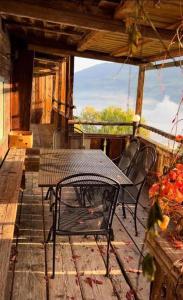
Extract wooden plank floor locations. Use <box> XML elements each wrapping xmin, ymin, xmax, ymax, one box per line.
<box><xmin>4</xmin><ymin>171</ymin><xmax>150</xmax><ymax>300</ymax></box>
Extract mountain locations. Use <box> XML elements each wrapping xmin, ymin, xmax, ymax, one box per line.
<box><xmin>73</xmin><ymin>62</ymin><xmax>182</xmax><ymax>113</ymax></box>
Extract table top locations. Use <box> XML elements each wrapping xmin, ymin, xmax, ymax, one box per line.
<box><xmin>38</xmin><ymin>149</ymin><xmax>132</xmax><ymax>187</ymax></box>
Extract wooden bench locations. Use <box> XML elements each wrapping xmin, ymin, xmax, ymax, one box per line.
<box><xmin>0</xmin><ymin>148</ymin><xmax>25</xmax><ymax>300</ymax></box>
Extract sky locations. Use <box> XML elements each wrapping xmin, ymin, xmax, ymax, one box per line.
<box><xmin>74</xmin><ymin>57</ymin><xmax>106</xmax><ymax>72</ymax></box>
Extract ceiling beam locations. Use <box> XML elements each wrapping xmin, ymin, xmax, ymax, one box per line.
<box><xmin>77</xmin><ymin>31</ymin><xmax>105</xmax><ymax>52</ymax></box>
<box><xmin>146</xmin><ymin>59</ymin><xmax>183</xmax><ymax>70</ymax></box>
<box><xmin>28</xmin><ymin>43</ymin><xmax>142</xmax><ymax>65</ymax></box>
<box><xmin>5</xmin><ymin>20</ymin><xmax>82</xmax><ymax>38</ymax></box>
<box><xmin>143</xmin><ymin>48</ymin><xmax>183</xmax><ymax>62</ymax></box>
<box><xmin>0</xmin><ymin>0</ymin><xmax>175</xmax><ymax>41</ymax></box>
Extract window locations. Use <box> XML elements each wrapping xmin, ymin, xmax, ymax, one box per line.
<box><xmin>0</xmin><ymin>81</ymin><xmax>4</xmax><ymax>140</ymax></box>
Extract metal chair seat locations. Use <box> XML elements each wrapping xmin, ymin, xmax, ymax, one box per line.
<box><xmin>57</xmin><ymin>205</ymin><xmax>107</xmax><ymax>234</ymax></box>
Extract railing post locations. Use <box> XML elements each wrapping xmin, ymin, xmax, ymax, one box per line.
<box><xmin>103</xmin><ymin>138</ymin><xmax>107</xmax><ymax>154</ymax></box>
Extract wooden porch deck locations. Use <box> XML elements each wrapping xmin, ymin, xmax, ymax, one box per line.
<box><xmin>4</xmin><ymin>126</ymin><xmax>150</xmax><ymax>300</ymax></box>
<box><xmin>5</xmin><ymin>174</ymin><xmax>150</xmax><ymax>300</ymax></box>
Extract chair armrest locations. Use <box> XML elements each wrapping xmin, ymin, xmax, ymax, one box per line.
<box><xmin>112</xmin><ymin>155</ymin><xmax>121</xmax><ymax>164</ymax></box>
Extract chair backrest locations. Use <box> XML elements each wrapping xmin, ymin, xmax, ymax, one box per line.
<box><xmin>118</xmin><ymin>138</ymin><xmax>140</xmax><ymax>174</ymax></box>
<box><xmin>128</xmin><ymin>146</ymin><xmax>157</xmax><ymax>189</ymax></box>
<box><xmin>53</xmin><ymin>127</ymin><xmax>85</xmax><ymax>149</ymax></box>
<box><xmin>55</xmin><ymin>173</ymin><xmax>120</xmax><ymax>231</ymax></box>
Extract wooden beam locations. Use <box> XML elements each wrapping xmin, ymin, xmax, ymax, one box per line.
<box><xmin>33</xmin><ymin>71</ymin><xmax>56</xmax><ymax>77</ymax></box>
<box><xmin>143</xmin><ymin>48</ymin><xmax>183</xmax><ymax>62</ymax></box>
<box><xmin>28</xmin><ymin>43</ymin><xmax>142</xmax><ymax>65</ymax></box>
<box><xmin>77</xmin><ymin>31</ymin><xmax>105</xmax><ymax>52</ymax></box>
<box><xmin>5</xmin><ymin>20</ymin><xmax>82</xmax><ymax>38</ymax></box>
<box><xmin>114</xmin><ymin>0</ymin><xmax>135</xmax><ymax>19</ymax></box>
<box><xmin>135</xmin><ymin>65</ymin><xmax>145</xmax><ymax>117</ymax></box>
<box><xmin>0</xmin><ymin>0</ymin><xmax>176</xmax><ymax>41</ymax></box>
<box><xmin>146</xmin><ymin>59</ymin><xmax>183</xmax><ymax>70</ymax></box>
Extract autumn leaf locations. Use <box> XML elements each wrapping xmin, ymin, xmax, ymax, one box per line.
<box><xmin>142</xmin><ymin>254</ymin><xmax>156</xmax><ymax>281</ymax></box>
<box><xmin>92</xmin><ymin>278</ymin><xmax>103</xmax><ymax>285</ymax></box>
<box><xmin>147</xmin><ymin>201</ymin><xmax>163</xmax><ymax>231</ymax></box>
<box><xmin>72</xmin><ymin>255</ymin><xmax>81</xmax><ymax>260</ymax></box>
<box><xmin>158</xmin><ymin>215</ymin><xmax>170</xmax><ymax>231</ymax></box>
<box><xmin>84</xmin><ymin>277</ymin><xmax>103</xmax><ymax>287</ymax></box>
<box><xmin>84</xmin><ymin>277</ymin><xmax>93</xmax><ymax>288</ymax></box>
<box><xmin>126</xmin><ymin>289</ymin><xmax>135</xmax><ymax>300</ymax></box>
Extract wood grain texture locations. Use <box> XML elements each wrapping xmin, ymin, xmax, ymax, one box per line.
<box><xmin>0</xmin><ymin>148</ymin><xmax>25</xmax><ymax>300</ymax></box>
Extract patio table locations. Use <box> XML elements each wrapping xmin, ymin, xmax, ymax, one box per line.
<box><xmin>38</xmin><ymin>149</ymin><xmax>132</xmax><ymax>187</ymax></box>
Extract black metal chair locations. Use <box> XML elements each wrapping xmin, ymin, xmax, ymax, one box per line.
<box><xmin>47</xmin><ymin>173</ymin><xmax>120</xmax><ymax>278</ymax></box>
<box><xmin>113</xmin><ymin>138</ymin><xmax>140</xmax><ymax>175</ymax></box>
<box><xmin>118</xmin><ymin>146</ymin><xmax>157</xmax><ymax>236</ymax></box>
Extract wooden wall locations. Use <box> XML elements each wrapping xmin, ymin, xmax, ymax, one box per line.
<box><xmin>31</xmin><ymin>57</ymin><xmax>74</xmax><ymax>133</ymax></box>
<box><xmin>31</xmin><ymin>75</ymin><xmax>53</xmax><ymax>124</ymax></box>
<box><xmin>0</xmin><ymin>20</ymin><xmax>11</xmax><ymax>163</ymax></box>
<box><xmin>11</xmin><ymin>45</ymin><xmax>34</xmax><ymax>130</ymax></box>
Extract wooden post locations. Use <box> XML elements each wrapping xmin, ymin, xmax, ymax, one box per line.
<box><xmin>135</xmin><ymin>65</ymin><xmax>145</xmax><ymax>117</ymax></box>
<box><xmin>11</xmin><ymin>47</ymin><xmax>34</xmax><ymax>130</ymax></box>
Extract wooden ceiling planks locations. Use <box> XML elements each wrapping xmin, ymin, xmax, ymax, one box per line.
<box><xmin>114</xmin><ymin>0</ymin><xmax>183</xmax><ymax>29</ymax></box>
<box><xmin>0</xmin><ymin>0</ymin><xmax>182</xmax><ymax>64</ymax></box>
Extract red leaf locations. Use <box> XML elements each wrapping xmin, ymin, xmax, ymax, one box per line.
<box><xmin>84</xmin><ymin>277</ymin><xmax>103</xmax><ymax>287</ymax></box>
<box><xmin>126</xmin><ymin>289</ymin><xmax>135</xmax><ymax>300</ymax></box>
<box><xmin>84</xmin><ymin>277</ymin><xmax>93</xmax><ymax>288</ymax></box>
<box><xmin>72</xmin><ymin>255</ymin><xmax>81</xmax><ymax>260</ymax></box>
<box><xmin>98</xmin><ymin>245</ymin><xmax>105</xmax><ymax>255</ymax></box>
<box><xmin>92</xmin><ymin>278</ymin><xmax>103</xmax><ymax>285</ymax></box>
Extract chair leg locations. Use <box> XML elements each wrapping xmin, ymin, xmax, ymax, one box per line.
<box><xmin>52</xmin><ymin>231</ymin><xmax>56</xmax><ymax>279</ymax></box>
<box><xmin>134</xmin><ymin>204</ymin><xmax>138</xmax><ymax>236</ymax></box>
<box><xmin>122</xmin><ymin>202</ymin><xmax>126</xmax><ymax>218</ymax></box>
<box><xmin>45</xmin><ymin>187</ymin><xmax>51</xmax><ymax>200</ymax></box>
<box><xmin>46</xmin><ymin>226</ymin><xmax>53</xmax><ymax>242</ymax></box>
<box><xmin>110</xmin><ymin>228</ymin><xmax>114</xmax><ymax>241</ymax></box>
<box><xmin>106</xmin><ymin>232</ymin><xmax>111</xmax><ymax>276</ymax></box>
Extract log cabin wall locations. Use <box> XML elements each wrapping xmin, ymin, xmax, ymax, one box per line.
<box><xmin>31</xmin><ymin>74</ymin><xmax>54</xmax><ymax>124</ymax></box>
<box><xmin>10</xmin><ymin>42</ymin><xmax>34</xmax><ymax>131</ymax></box>
<box><xmin>31</xmin><ymin>57</ymin><xmax>74</xmax><ymax>133</ymax></box>
<box><xmin>0</xmin><ymin>20</ymin><xmax>11</xmax><ymax>162</ymax></box>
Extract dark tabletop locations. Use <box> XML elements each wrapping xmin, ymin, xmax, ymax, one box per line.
<box><xmin>38</xmin><ymin>149</ymin><xmax>133</xmax><ymax>187</ymax></box>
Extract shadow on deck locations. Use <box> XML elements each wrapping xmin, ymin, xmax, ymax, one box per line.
<box><xmin>5</xmin><ymin>124</ymin><xmax>150</xmax><ymax>300</ymax></box>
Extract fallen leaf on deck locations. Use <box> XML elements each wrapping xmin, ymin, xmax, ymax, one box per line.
<box><xmin>72</xmin><ymin>255</ymin><xmax>81</xmax><ymax>260</ymax></box>
<box><xmin>84</xmin><ymin>277</ymin><xmax>103</xmax><ymax>287</ymax></box>
<box><xmin>92</xmin><ymin>278</ymin><xmax>103</xmax><ymax>285</ymax></box>
<box><xmin>84</xmin><ymin>277</ymin><xmax>93</xmax><ymax>288</ymax></box>
<box><xmin>126</xmin><ymin>289</ymin><xmax>135</xmax><ymax>300</ymax></box>
<box><xmin>98</xmin><ymin>245</ymin><xmax>105</xmax><ymax>255</ymax></box>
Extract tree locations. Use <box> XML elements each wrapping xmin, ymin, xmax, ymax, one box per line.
<box><xmin>78</xmin><ymin>106</ymin><xmax>100</xmax><ymax>133</ymax></box>
<box><xmin>78</xmin><ymin>105</ymin><xmax>149</xmax><ymax>137</ymax></box>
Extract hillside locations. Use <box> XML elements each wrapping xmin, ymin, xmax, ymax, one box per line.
<box><xmin>73</xmin><ymin>62</ymin><xmax>182</xmax><ymax>113</ymax></box>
